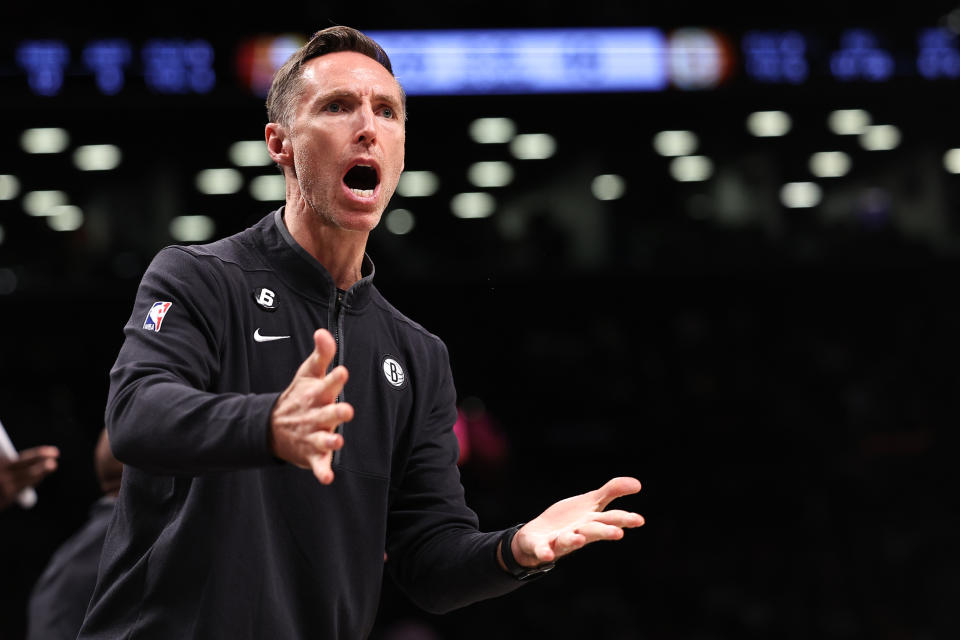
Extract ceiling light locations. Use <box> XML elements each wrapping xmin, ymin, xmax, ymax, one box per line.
<box><xmin>46</xmin><ymin>205</ymin><xmax>84</xmax><ymax>231</ymax></box>
<box><xmin>384</xmin><ymin>209</ymin><xmax>415</xmax><ymax>235</ymax></box>
<box><xmin>0</xmin><ymin>175</ymin><xmax>20</xmax><ymax>200</ymax></box>
<box><xmin>653</xmin><ymin>130</ymin><xmax>698</xmax><ymax>156</ymax></box>
<box><xmin>859</xmin><ymin>124</ymin><xmax>901</xmax><ymax>151</ymax></box>
<box><xmin>451</xmin><ymin>192</ymin><xmax>495</xmax><ymax>219</ymax></box>
<box><xmin>170</xmin><ymin>215</ymin><xmax>215</xmax><ymax>242</ymax></box>
<box><xmin>467</xmin><ymin>161</ymin><xmax>514</xmax><ymax>188</ymax></box>
<box><xmin>249</xmin><ymin>175</ymin><xmax>285</xmax><ymax>201</ymax></box>
<box><xmin>229</xmin><ymin>141</ymin><xmax>272</xmax><ymax>166</ymax></box>
<box><xmin>591</xmin><ymin>174</ymin><xmax>626</xmax><ymax>200</ymax></box>
<box><xmin>809</xmin><ymin>151</ymin><xmax>852</xmax><ymax>178</ymax></box>
<box><xmin>196</xmin><ymin>168</ymin><xmax>243</xmax><ymax>194</ymax></box>
<box><xmin>20</xmin><ymin>127</ymin><xmax>70</xmax><ymax>154</ymax></box>
<box><xmin>780</xmin><ymin>182</ymin><xmax>822</xmax><ymax>208</ymax></box>
<box><xmin>73</xmin><ymin>144</ymin><xmax>122</xmax><ymax>171</ymax></box>
<box><xmin>944</xmin><ymin>149</ymin><xmax>960</xmax><ymax>174</ymax></box>
<box><xmin>827</xmin><ymin>109</ymin><xmax>871</xmax><ymax>135</ymax></box>
<box><xmin>396</xmin><ymin>171</ymin><xmax>439</xmax><ymax>197</ymax></box>
<box><xmin>23</xmin><ymin>190</ymin><xmax>68</xmax><ymax>216</ymax></box>
<box><xmin>509</xmin><ymin>134</ymin><xmax>556</xmax><ymax>160</ymax></box>
<box><xmin>468</xmin><ymin>117</ymin><xmax>516</xmax><ymax>143</ymax></box>
<box><xmin>746</xmin><ymin>110</ymin><xmax>792</xmax><ymax>137</ymax></box>
<box><xmin>669</xmin><ymin>156</ymin><xmax>714</xmax><ymax>182</ymax></box>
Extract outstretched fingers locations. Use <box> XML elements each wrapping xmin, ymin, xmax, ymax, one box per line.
<box><xmin>593</xmin><ymin>508</ymin><xmax>646</xmax><ymax>529</ymax></box>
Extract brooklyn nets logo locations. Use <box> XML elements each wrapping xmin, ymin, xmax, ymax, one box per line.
<box><xmin>381</xmin><ymin>356</ymin><xmax>407</xmax><ymax>390</ymax></box>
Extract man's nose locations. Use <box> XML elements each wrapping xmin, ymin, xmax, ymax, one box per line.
<box><xmin>355</xmin><ymin>105</ymin><xmax>377</xmax><ymax>145</ymax></box>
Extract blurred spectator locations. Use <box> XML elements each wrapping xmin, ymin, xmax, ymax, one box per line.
<box><xmin>453</xmin><ymin>396</ymin><xmax>510</xmax><ymax>472</ymax></box>
<box><xmin>0</xmin><ymin>426</ymin><xmax>59</xmax><ymax>511</ymax></box>
<box><xmin>26</xmin><ymin>428</ymin><xmax>121</xmax><ymax>640</ymax></box>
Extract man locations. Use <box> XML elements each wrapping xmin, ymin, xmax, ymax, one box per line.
<box><xmin>27</xmin><ymin>428</ymin><xmax>121</xmax><ymax>640</ymax></box>
<box><xmin>79</xmin><ymin>26</ymin><xmax>643</xmax><ymax>639</ymax></box>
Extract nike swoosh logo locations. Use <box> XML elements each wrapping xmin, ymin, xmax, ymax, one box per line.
<box><xmin>254</xmin><ymin>328</ymin><xmax>291</xmax><ymax>343</ymax></box>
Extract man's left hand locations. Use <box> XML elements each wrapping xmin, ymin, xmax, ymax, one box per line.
<box><xmin>502</xmin><ymin>476</ymin><xmax>644</xmax><ymax>569</ymax></box>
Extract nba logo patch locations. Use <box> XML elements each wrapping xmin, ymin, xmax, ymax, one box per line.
<box><xmin>143</xmin><ymin>301</ymin><xmax>172</xmax><ymax>332</ymax></box>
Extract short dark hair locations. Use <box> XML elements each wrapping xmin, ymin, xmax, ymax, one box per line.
<box><xmin>265</xmin><ymin>25</ymin><xmax>404</xmax><ymax>128</ymax></box>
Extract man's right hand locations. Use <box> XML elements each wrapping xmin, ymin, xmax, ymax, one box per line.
<box><xmin>269</xmin><ymin>329</ymin><xmax>353</xmax><ymax>485</ymax></box>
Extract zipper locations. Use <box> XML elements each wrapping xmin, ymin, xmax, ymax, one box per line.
<box><xmin>332</xmin><ymin>289</ymin><xmax>346</xmax><ymax>465</ymax></box>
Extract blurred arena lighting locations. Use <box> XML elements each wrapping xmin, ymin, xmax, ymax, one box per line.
<box><xmin>830</xmin><ymin>29</ymin><xmax>894</xmax><ymax>81</ymax></box>
<box><xmin>384</xmin><ymin>208</ymin><xmax>415</xmax><ymax>235</ymax></box>
<box><xmin>828</xmin><ymin>108</ymin><xmax>872</xmax><ymax>135</ymax></box>
<box><xmin>16</xmin><ymin>40</ymin><xmax>69</xmax><ymax>96</ymax></box>
<box><xmin>780</xmin><ymin>181</ymin><xmax>823</xmax><ymax>208</ymax></box>
<box><xmin>236</xmin><ymin>34</ymin><xmax>306</xmax><ymax>97</ymax></box>
<box><xmin>859</xmin><ymin>124</ymin><xmax>902</xmax><ymax>150</ymax></box>
<box><xmin>196</xmin><ymin>168</ymin><xmax>243</xmax><ymax>195</ymax></box>
<box><xmin>667</xmin><ymin>27</ymin><xmax>733</xmax><ymax>89</ymax></box>
<box><xmin>396</xmin><ymin>171</ymin><xmax>439</xmax><ymax>197</ymax></box>
<box><xmin>653</xmin><ymin>130</ymin><xmax>698</xmax><ymax>156</ymax></box>
<box><xmin>669</xmin><ymin>155</ymin><xmax>714</xmax><ymax>182</ymax></box>
<box><xmin>509</xmin><ymin>133</ymin><xmax>557</xmax><ymax>160</ymax></box>
<box><xmin>741</xmin><ymin>30</ymin><xmax>809</xmax><ymax>83</ymax></box>
<box><xmin>229</xmin><ymin>141</ymin><xmax>272</xmax><ymax>167</ymax></box>
<box><xmin>591</xmin><ymin>174</ymin><xmax>626</xmax><ymax>200</ymax></box>
<box><xmin>170</xmin><ymin>215</ymin><xmax>215</xmax><ymax>242</ymax></box>
<box><xmin>73</xmin><ymin>144</ymin><xmax>122</xmax><ymax>171</ymax></box>
<box><xmin>945</xmin><ymin>148</ymin><xmax>960</xmax><ymax>173</ymax></box>
<box><xmin>249</xmin><ymin>175</ymin><xmax>285</xmax><ymax>201</ymax></box>
<box><xmin>20</xmin><ymin>127</ymin><xmax>70</xmax><ymax>154</ymax></box>
<box><xmin>142</xmin><ymin>39</ymin><xmax>216</xmax><ymax>94</ymax></box>
<box><xmin>23</xmin><ymin>190</ymin><xmax>68</xmax><ymax>216</ymax></box>
<box><xmin>0</xmin><ymin>175</ymin><xmax>20</xmax><ymax>200</ymax></box>
<box><xmin>469</xmin><ymin>117</ymin><xmax>516</xmax><ymax>144</ymax></box>
<box><xmin>366</xmin><ymin>28</ymin><xmax>667</xmax><ymax>95</ymax></box>
<box><xmin>83</xmin><ymin>39</ymin><xmax>132</xmax><ymax>95</ymax></box>
<box><xmin>809</xmin><ymin>151</ymin><xmax>852</xmax><ymax>178</ymax></box>
<box><xmin>917</xmin><ymin>28</ymin><xmax>960</xmax><ymax>79</ymax></box>
<box><xmin>451</xmin><ymin>192</ymin><xmax>496</xmax><ymax>219</ymax></box>
<box><xmin>746</xmin><ymin>110</ymin><xmax>792</xmax><ymax>137</ymax></box>
<box><xmin>46</xmin><ymin>205</ymin><xmax>84</xmax><ymax>231</ymax></box>
<box><xmin>467</xmin><ymin>161</ymin><xmax>514</xmax><ymax>188</ymax></box>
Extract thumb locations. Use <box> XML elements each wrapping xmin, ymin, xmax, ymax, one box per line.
<box><xmin>294</xmin><ymin>329</ymin><xmax>337</xmax><ymax>379</ymax></box>
<box><xmin>594</xmin><ymin>476</ymin><xmax>642</xmax><ymax>510</ymax></box>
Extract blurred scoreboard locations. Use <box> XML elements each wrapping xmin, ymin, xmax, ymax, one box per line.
<box><xmin>2</xmin><ymin>25</ymin><xmax>959</xmax><ymax>101</ymax></box>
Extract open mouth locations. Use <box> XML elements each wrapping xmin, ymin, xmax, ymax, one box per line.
<box><xmin>343</xmin><ymin>164</ymin><xmax>379</xmax><ymax>198</ymax></box>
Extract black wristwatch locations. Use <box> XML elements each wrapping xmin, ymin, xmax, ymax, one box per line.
<box><xmin>499</xmin><ymin>524</ymin><xmax>556</xmax><ymax>581</ymax></box>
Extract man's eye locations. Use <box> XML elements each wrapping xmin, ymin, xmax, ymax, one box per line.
<box><xmin>381</xmin><ymin>107</ymin><xmax>394</xmax><ymax>119</ymax></box>
<box><xmin>327</xmin><ymin>103</ymin><xmax>342</xmax><ymax>113</ymax></box>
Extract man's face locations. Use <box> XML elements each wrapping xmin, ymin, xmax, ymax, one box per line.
<box><xmin>286</xmin><ymin>51</ymin><xmax>406</xmax><ymax>233</ymax></box>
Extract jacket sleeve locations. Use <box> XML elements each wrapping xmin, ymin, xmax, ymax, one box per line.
<box><xmin>105</xmin><ymin>246</ymin><xmax>279</xmax><ymax>475</ymax></box>
<box><xmin>385</xmin><ymin>338</ymin><xmax>524</xmax><ymax>613</ymax></box>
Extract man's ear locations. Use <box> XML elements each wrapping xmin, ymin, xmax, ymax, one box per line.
<box><xmin>265</xmin><ymin>122</ymin><xmax>293</xmax><ymax>169</ymax></box>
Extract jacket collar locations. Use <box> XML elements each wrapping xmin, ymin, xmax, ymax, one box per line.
<box><xmin>256</xmin><ymin>208</ymin><xmax>375</xmax><ymax>311</ymax></box>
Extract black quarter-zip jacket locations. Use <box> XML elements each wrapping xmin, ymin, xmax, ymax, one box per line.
<box><xmin>78</xmin><ymin>210</ymin><xmax>522</xmax><ymax>639</ymax></box>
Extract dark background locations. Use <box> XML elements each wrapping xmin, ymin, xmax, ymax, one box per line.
<box><xmin>2</xmin><ymin>2</ymin><xmax>960</xmax><ymax>638</ymax></box>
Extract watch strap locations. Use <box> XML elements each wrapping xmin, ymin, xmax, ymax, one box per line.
<box><xmin>499</xmin><ymin>523</ymin><xmax>556</xmax><ymax>581</ymax></box>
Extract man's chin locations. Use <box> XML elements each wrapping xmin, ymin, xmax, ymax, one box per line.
<box><xmin>336</xmin><ymin>209</ymin><xmax>383</xmax><ymax>233</ymax></box>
